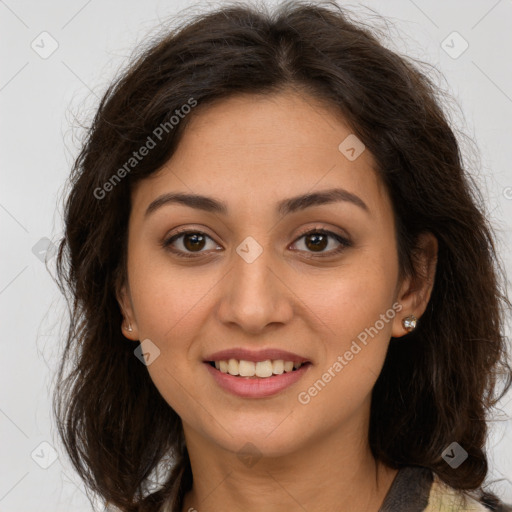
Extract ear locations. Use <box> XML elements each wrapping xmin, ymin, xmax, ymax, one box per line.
<box><xmin>115</xmin><ymin>277</ymin><xmax>139</xmax><ymax>341</ymax></box>
<box><xmin>391</xmin><ymin>232</ymin><xmax>438</xmax><ymax>338</ymax></box>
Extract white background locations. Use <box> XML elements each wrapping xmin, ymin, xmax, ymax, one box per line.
<box><xmin>1</xmin><ymin>0</ymin><xmax>511</xmax><ymax>510</ymax></box>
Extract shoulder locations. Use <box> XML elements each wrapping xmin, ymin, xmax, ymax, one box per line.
<box><xmin>424</xmin><ymin>471</ymin><xmax>512</xmax><ymax>512</ymax></box>
<box><xmin>379</xmin><ymin>465</ymin><xmax>512</xmax><ymax>512</ymax></box>
<box><xmin>426</xmin><ymin>473</ymin><xmax>486</xmax><ymax>511</ymax></box>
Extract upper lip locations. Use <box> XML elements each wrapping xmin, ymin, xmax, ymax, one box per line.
<box><xmin>204</xmin><ymin>348</ymin><xmax>310</xmax><ymax>364</ymax></box>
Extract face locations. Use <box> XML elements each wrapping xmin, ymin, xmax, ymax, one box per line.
<box><xmin>118</xmin><ymin>89</ymin><xmax>418</xmax><ymax>458</ymax></box>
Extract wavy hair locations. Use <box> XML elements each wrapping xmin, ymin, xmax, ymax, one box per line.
<box><xmin>53</xmin><ymin>1</ymin><xmax>512</xmax><ymax>511</ymax></box>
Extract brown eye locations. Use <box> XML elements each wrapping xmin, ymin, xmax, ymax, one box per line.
<box><xmin>304</xmin><ymin>232</ymin><xmax>329</xmax><ymax>252</ymax></box>
<box><xmin>182</xmin><ymin>233</ymin><xmax>207</xmax><ymax>252</ymax></box>
<box><xmin>292</xmin><ymin>229</ymin><xmax>352</xmax><ymax>256</ymax></box>
<box><xmin>162</xmin><ymin>230</ymin><xmax>220</xmax><ymax>258</ymax></box>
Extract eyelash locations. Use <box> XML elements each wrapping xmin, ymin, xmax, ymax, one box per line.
<box><xmin>161</xmin><ymin>226</ymin><xmax>352</xmax><ymax>259</ymax></box>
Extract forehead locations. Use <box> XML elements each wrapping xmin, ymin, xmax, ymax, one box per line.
<box><xmin>131</xmin><ymin>90</ymin><xmax>391</xmax><ymax>220</ymax></box>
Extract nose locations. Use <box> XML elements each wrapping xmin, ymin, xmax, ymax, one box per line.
<box><xmin>215</xmin><ymin>239</ymin><xmax>294</xmax><ymax>334</ymax></box>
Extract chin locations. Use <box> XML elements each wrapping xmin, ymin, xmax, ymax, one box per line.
<box><xmin>208</xmin><ymin>420</ymin><xmax>307</xmax><ymax>459</ymax></box>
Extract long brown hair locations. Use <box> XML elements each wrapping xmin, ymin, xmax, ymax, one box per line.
<box><xmin>53</xmin><ymin>1</ymin><xmax>512</xmax><ymax>511</ymax></box>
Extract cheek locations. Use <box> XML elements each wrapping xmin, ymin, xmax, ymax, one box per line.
<box><xmin>127</xmin><ymin>242</ymin><xmax>216</xmax><ymax>342</ymax></box>
<box><xmin>301</xmin><ymin>247</ymin><xmax>399</xmax><ymax>404</ymax></box>
<box><xmin>127</xmin><ymin>256</ymin><xmax>214</xmax><ymax>416</ymax></box>
<box><xmin>308</xmin><ymin>250</ymin><xmax>398</xmax><ymax>344</ymax></box>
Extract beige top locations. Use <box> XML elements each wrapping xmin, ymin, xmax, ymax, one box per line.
<box><xmin>425</xmin><ymin>474</ymin><xmax>491</xmax><ymax>511</ymax></box>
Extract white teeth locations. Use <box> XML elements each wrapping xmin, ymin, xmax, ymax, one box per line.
<box><xmin>228</xmin><ymin>358</ymin><xmax>239</xmax><ymax>376</ymax></box>
<box><xmin>212</xmin><ymin>359</ymin><xmax>305</xmax><ymax>378</ymax></box>
<box><xmin>272</xmin><ymin>359</ymin><xmax>284</xmax><ymax>375</ymax></box>
<box><xmin>239</xmin><ymin>359</ymin><xmax>255</xmax><ymax>377</ymax></box>
<box><xmin>256</xmin><ymin>360</ymin><xmax>273</xmax><ymax>377</ymax></box>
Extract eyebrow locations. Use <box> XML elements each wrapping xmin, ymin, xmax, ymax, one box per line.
<box><xmin>144</xmin><ymin>187</ymin><xmax>370</xmax><ymax>218</ymax></box>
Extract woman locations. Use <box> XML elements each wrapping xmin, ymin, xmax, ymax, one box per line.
<box><xmin>53</xmin><ymin>1</ymin><xmax>512</xmax><ymax>511</ymax></box>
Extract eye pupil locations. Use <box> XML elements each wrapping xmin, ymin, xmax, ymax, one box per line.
<box><xmin>184</xmin><ymin>233</ymin><xmax>206</xmax><ymax>251</ymax></box>
<box><xmin>305</xmin><ymin>233</ymin><xmax>328</xmax><ymax>252</ymax></box>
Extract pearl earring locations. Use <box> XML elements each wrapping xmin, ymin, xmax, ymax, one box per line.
<box><xmin>126</xmin><ymin>324</ymin><xmax>133</xmax><ymax>332</ymax></box>
<box><xmin>402</xmin><ymin>315</ymin><xmax>417</xmax><ymax>332</ymax></box>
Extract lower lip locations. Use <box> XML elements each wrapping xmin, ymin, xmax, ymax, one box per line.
<box><xmin>204</xmin><ymin>362</ymin><xmax>312</xmax><ymax>398</ymax></box>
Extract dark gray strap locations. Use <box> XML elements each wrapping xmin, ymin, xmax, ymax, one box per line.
<box><xmin>379</xmin><ymin>466</ymin><xmax>433</xmax><ymax>512</ymax></box>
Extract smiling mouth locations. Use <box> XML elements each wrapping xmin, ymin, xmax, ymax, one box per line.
<box><xmin>206</xmin><ymin>360</ymin><xmax>311</xmax><ymax>378</ymax></box>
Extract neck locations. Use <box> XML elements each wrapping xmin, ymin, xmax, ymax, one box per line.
<box><xmin>179</xmin><ymin>419</ymin><xmax>398</xmax><ymax>512</ymax></box>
